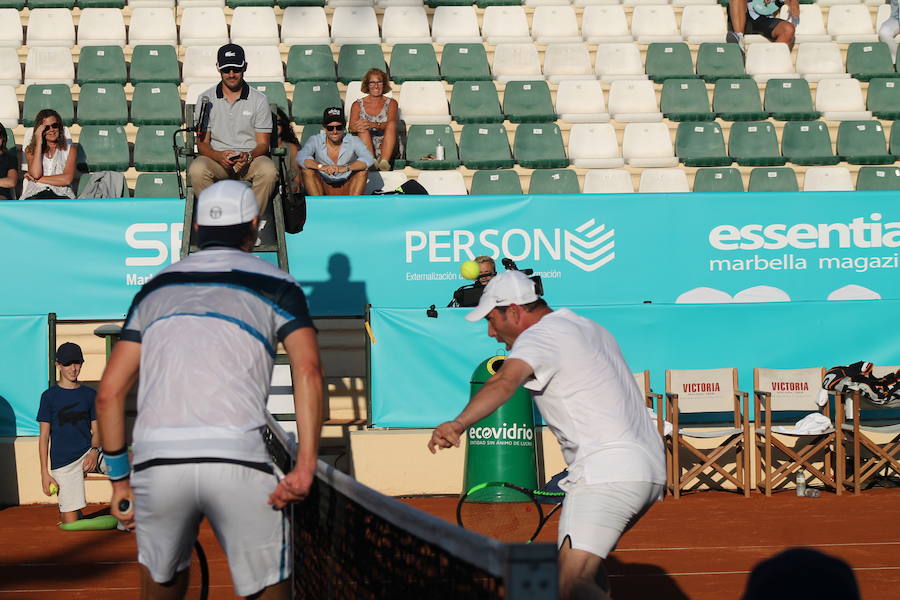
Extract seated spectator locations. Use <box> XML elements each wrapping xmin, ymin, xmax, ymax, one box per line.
<box><xmin>879</xmin><ymin>0</ymin><xmax>900</xmax><ymax>62</ymax></box>
<box><xmin>348</xmin><ymin>68</ymin><xmax>398</xmax><ymax>172</ymax></box>
<box><xmin>473</xmin><ymin>256</ymin><xmax>497</xmax><ymax>287</ymax></box>
<box><xmin>20</xmin><ymin>109</ymin><xmax>77</xmax><ymax>200</ymax></box>
<box><xmin>0</xmin><ymin>127</ymin><xmax>17</xmax><ymax>200</ymax></box>
<box><xmin>728</xmin><ymin>0</ymin><xmax>799</xmax><ymax>49</ymax></box>
<box><xmin>275</xmin><ymin>107</ymin><xmax>301</xmax><ymax>195</ymax></box>
<box><xmin>297</xmin><ymin>107</ymin><xmax>374</xmax><ymax>196</ymax></box>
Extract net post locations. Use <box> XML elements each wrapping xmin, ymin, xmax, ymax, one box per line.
<box><xmin>503</xmin><ymin>543</ymin><xmax>558</xmax><ymax>600</ymax></box>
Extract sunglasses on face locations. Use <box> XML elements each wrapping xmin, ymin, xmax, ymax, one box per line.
<box><xmin>325</xmin><ymin>124</ymin><xmax>345</xmax><ymax>131</ymax></box>
<box><xmin>220</xmin><ymin>67</ymin><xmax>245</xmax><ymax>74</ymax></box>
<box><xmin>44</xmin><ymin>122</ymin><xmax>61</xmax><ymax>130</ymax></box>
<box><xmin>478</xmin><ymin>272</ymin><xmax>497</xmax><ymax>279</ymax></box>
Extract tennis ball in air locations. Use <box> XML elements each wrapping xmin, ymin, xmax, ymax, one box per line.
<box><xmin>460</xmin><ymin>260</ymin><xmax>480</xmax><ymax>280</ymax></box>
<box><xmin>49</xmin><ymin>483</ymin><xmax>58</xmax><ymax>495</ymax></box>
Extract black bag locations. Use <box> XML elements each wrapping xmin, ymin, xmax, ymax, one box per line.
<box><xmin>372</xmin><ymin>180</ymin><xmax>429</xmax><ymax>195</ymax></box>
<box><xmin>283</xmin><ymin>191</ymin><xmax>307</xmax><ymax>234</ymax></box>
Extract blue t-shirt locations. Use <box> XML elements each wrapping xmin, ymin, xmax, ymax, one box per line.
<box><xmin>36</xmin><ymin>385</ymin><xmax>96</xmax><ymax>470</ymax></box>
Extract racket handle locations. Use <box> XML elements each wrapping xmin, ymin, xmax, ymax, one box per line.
<box><xmin>118</xmin><ymin>499</ymin><xmax>133</xmax><ymax>515</ymax></box>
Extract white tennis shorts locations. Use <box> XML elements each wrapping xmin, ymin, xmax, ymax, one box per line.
<box><xmin>131</xmin><ymin>461</ymin><xmax>291</xmax><ymax>597</ymax></box>
<box><xmin>557</xmin><ymin>481</ymin><xmax>663</xmax><ymax>558</ymax></box>
<box><xmin>50</xmin><ymin>450</ymin><xmax>92</xmax><ymax>513</ymax></box>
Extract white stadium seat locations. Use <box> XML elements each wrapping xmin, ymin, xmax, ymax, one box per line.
<box><xmin>607</xmin><ymin>79</ymin><xmax>663</xmax><ymax>122</ymax></box>
<box><xmin>182</xmin><ymin>45</ymin><xmax>220</xmax><ymax>86</ymax></box>
<box><xmin>0</xmin><ymin>85</ymin><xmax>18</xmax><ymax>127</ymax></box>
<box><xmin>817</xmin><ymin>0</ymin><xmax>858</xmax><ymax>7</ymax></box>
<box><xmin>180</xmin><ymin>7</ymin><xmax>228</xmax><ymax>47</ymax></box>
<box><xmin>555</xmin><ymin>79</ymin><xmax>610</xmax><ymax>123</ymax></box>
<box><xmin>482</xmin><ymin>6</ymin><xmax>532</xmax><ymax>44</ymax></box>
<box><xmin>745</xmin><ymin>43</ymin><xmax>799</xmax><ymax>83</ymax></box>
<box><xmin>26</xmin><ymin>9</ymin><xmax>75</xmax><ymax>48</ymax></box>
<box><xmin>185</xmin><ymin>82</ymin><xmax>210</xmax><ymax>107</ymax></box>
<box><xmin>417</xmin><ymin>170</ymin><xmax>468</xmax><ymax>195</ymax></box>
<box><xmin>128</xmin><ymin>0</ymin><xmax>175</xmax><ymax>7</ymax></box>
<box><xmin>638</xmin><ymin>168</ymin><xmax>690</xmax><ymax>193</ymax></box>
<box><xmin>382</xmin><ymin>7</ymin><xmax>432</xmax><ymax>45</ymax></box>
<box><xmin>543</xmin><ymin>44</ymin><xmax>594</xmax><ymax>83</ymax></box>
<box><xmin>328</xmin><ymin>0</ymin><xmax>374</xmax><ymax>6</ymax></box>
<box><xmin>281</xmin><ymin>7</ymin><xmax>331</xmax><ymax>46</ymax></box>
<box><xmin>492</xmin><ymin>43</ymin><xmax>543</xmax><ymax>82</ymax></box>
<box><xmin>622</xmin><ymin>122</ymin><xmax>678</xmax><ymax>168</ymax></box>
<box><xmin>178</xmin><ymin>0</ymin><xmax>223</xmax><ymax>7</ymax></box>
<box><xmin>243</xmin><ymin>46</ymin><xmax>284</xmax><ymax>82</ymax></box>
<box><xmin>525</xmin><ymin>0</ymin><xmax>569</xmax><ymax>7</ymax></box>
<box><xmin>128</xmin><ymin>8</ymin><xmax>178</xmax><ymax>47</ymax></box>
<box><xmin>531</xmin><ymin>6</ymin><xmax>582</xmax><ymax>44</ymax></box>
<box><xmin>397</xmin><ymin>81</ymin><xmax>450</xmax><ymax>125</ymax></box>
<box><xmin>582</xmin><ymin>5</ymin><xmax>633</xmax><ymax>44</ymax></box>
<box><xmin>376</xmin><ymin>0</ymin><xmax>422</xmax><ymax>6</ymax></box>
<box><xmin>782</xmin><ymin>5</ymin><xmax>830</xmax><ymax>44</ymax></box>
<box><xmin>431</xmin><ymin>6</ymin><xmax>482</xmax><ymax>44</ymax></box>
<box><xmin>331</xmin><ymin>7</ymin><xmax>381</xmax><ymax>45</ymax></box>
<box><xmin>795</xmin><ymin>42</ymin><xmax>849</xmax><ymax>82</ymax></box>
<box><xmin>77</xmin><ymin>8</ymin><xmax>127</xmax><ymax>47</ymax></box>
<box><xmin>827</xmin><ymin>5</ymin><xmax>878</xmax><ymax>43</ymax></box>
<box><xmin>568</xmin><ymin>123</ymin><xmax>624</xmax><ymax>168</ymax></box>
<box><xmin>815</xmin><ymin>78</ymin><xmax>872</xmax><ymax>121</ymax></box>
<box><xmin>631</xmin><ymin>5</ymin><xmax>682</xmax><ymax>44</ymax></box>
<box><xmin>595</xmin><ymin>43</ymin><xmax>648</xmax><ymax>82</ymax></box>
<box><xmin>0</xmin><ymin>9</ymin><xmax>23</xmax><ymax>48</ymax></box>
<box><xmin>0</xmin><ymin>48</ymin><xmax>21</xmax><ymax>86</ymax></box>
<box><xmin>24</xmin><ymin>47</ymin><xmax>74</xmax><ymax>85</ymax></box>
<box><xmin>583</xmin><ymin>169</ymin><xmax>634</xmax><ymax>193</ymax></box>
<box><xmin>680</xmin><ymin>5</ymin><xmax>727</xmax><ymax>44</ymax></box>
<box><xmin>230</xmin><ymin>7</ymin><xmax>279</xmax><ymax>46</ymax></box>
<box><xmin>803</xmin><ymin>166</ymin><xmax>854</xmax><ymax>191</ymax></box>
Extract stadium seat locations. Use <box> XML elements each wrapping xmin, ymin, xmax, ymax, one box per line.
<box><xmin>131</xmin><ymin>83</ymin><xmax>182</xmax><ymax>125</ymax></box>
<box><xmin>765</xmin><ymin>78</ymin><xmax>820</xmax><ymax>120</ymax></box>
<box><xmin>567</xmin><ymin>123</ymin><xmax>623</xmax><ymax>168</ymax></box>
<box><xmin>0</xmin><ymin>48</ymin><xmax>20</xmax><ymax>86</ymax></box>
<box><xmin>178</xmin><ymin>0</ymin><xmax>226</xmax><ymax>7</ymax></box>
<box><xmin>543</xmin><ymin>44</ymin><xmax>594</xmax><ymax>83</ymax></box>
<box><xmin>513</xmin><ymin>122</ymin><xmax>568</xmax><ymax>168</ymax></box>
<box><xmin>298</xmin><ymin>124</ymin><xmax>319</xmax><ymax>146</ymax></box>
<box><xmin>0</xmin><ymin>9</ymin><xmax>22</xmax><ymax>48</ymax></box>
<box><xmin>796</xmin><ymin>42</ymin><xmax>849</xmax><ymax>82</ymax></box>
<box><xmin>582</xmin><ymin>5</ymin><xmax>633</xmax><ymax>44</ymax></box>
<box><xmin>458</xmin><ymin>123</ymin><xmax>515</xmax><ymax>169</ymax></box>
<box><xmin>781</xmin><ymin>121</ymin><xmax>840</xmax><ymax>165</ymax></box>
<box><xmin>583</xmin><ymin>169</ymin><xmax>634</xmax><ymax>194</ymax></box>
<box><xmin>76</xmin><ymin>84</ymin><xmax>127</xmax><ymax>125</ymax></box>
<box><xmin>134</xmin><ymin>173</ymin><xmax>180</xmax><ymax>198</ymax></box>
<box><xmin>427</xmin><ymin>0</ymin><xmax>472</xmax><ymax>6</ymax></box>
<box><xmin>529</xmin><ymin>168</ymin><xmax>580</xmax><ymax>194</ymax></box>
<box><xmin>23</xmin><ymin>85</ymin><xmax>73</xmax><ymax>127</ymax></box>
<box><xmin>524</xmin><ymin>0</ymin><xmax>569</xmax><ymax>7</ymax></box>
<box><xmin>0</xmin><ymin>0</ymin><xmax>23</xmax><ymax>8</ymax></box>
<box><xmin>127</xmin><ymin>8</ymin><xmax>178</xmax><ymax>46</ymax></box>
<box><xmin>249</xmin><ymin>82</ymin><xmax>288</xmax><ymax>113</ymax></box>
<box><xmin>856</xmin><ymin>166</ymin><xmax>900</xmax><ymax>190</ymax></box>
<box><xmin>416</xmin><ymin>170</ymin><xmax>468</xmax><ymax>195</ymax></box>
<box><xmin>405</xmin><ymin>124</ymin><xmax>461</xmax><ymax>169</ymax></box>
<box><xmin>476</xmin><ymin>0</ymin><xmax>523</xmax><ymax>7</ymax></box>
<box><xmin>431</xmin><ymin>6</ymin><xmax>482</xmax><ymax>44</ymax></box>
<box><xmin>286</xmin><ymin>46</ymin><xmax>335</xmax><ymax>83</ymax></box>
<box><xmin>382</xmin><ymin>7</ymin><xmax>432</xmax><ymax>45</ymax></box>
<box><xmin>450</xmin><ymin>81</ymin><xmax>503</xmax><ymax>123</ymax></box>
<box><xmin>745</xmin><ymin>43</ymin><xmax>799</xmax><ymax>83</ymax></box>
<box><xmin>398</xmin><ymin>81</ymin><xmax>451</xmax><ymax>125</ymax></box>
<box><xmin>278</xmin><ymin>0</ymin><xmax>324</xmax><ymax>6</ymax></box>
<box><xmin>693</xmin><ymin>167</ymin><xmax>744</xmax><ymax>192</ymax></box>
<box><xmin>129</xmin><ymin>0</ymin><xmax>174</xmax><ymax>6</ymax></box>
<box><xmin>890</xmin><ymin>120</ymin><xmax>900</xmax><ymax>156</ymax></box>
<box><xmin>242</xmin><ymin>46</ymin><xmax>284</xmax><ymax>82</ymax></box>
<box><xmin>660</xmin><ymin>78</ymin><xmax>715</xmax><ymax>122</ymax></box>
<box><xmin>182</xmin><ymin>45</ymin><xmax>222</xmax><ymax>86</ymax></box>
<box><xmin>827</xmin><ymin>5</ymin><xmax>878</xmax><ymax>43</ymax></box>
<box><xmin>24</xmin><ymin>47</ymin><xmax>75</xmax><ymax>86</ymax></box>
<box><xmin>696</xmin><ymin>43</ymin><xmax>748</xmax><ymax>82</ymax></box>
<box><xmin>503</xmin><ymin>80</ymin><xmax>556</xmax><ymax>123</ymax></box>
<box><xmin>27</xmin><ymin>9</ymin><xmax>75</xmax><ymax>47</ymax></box>
<box><xmin>77</xmin><ymin>46</ymin><xmax>126</xmax><ymax>84</ymax></box>
<box><xmin>675</xmin><ymin>122</ymin><xmax>730</xmax><ymax>167</ymax></box>
<box><xmin>748</xmin><ymin>167</ymin><xmax>799</xmax><ymax>192</ymax></box>
<box><xmin>28</xmin><ymin>0</ymin><xmax>74</xmax><ymax>7</ymax></box>
<box><xmin>867</xmin><ymin>78</ymin><xmax>900</xmax><ymax>119</ymax></box>
<box><xmin>440</xmin><ymin>44</ymin><xmax>492</xmax><ymax>83</ymax></box>
<box><xmin>180</xmin><ymin>7</ymin><xmax>228</xmax><ymax>46</ymax></box>
<box><xmin>814</xmin><ymin>78</ymin><xmax>872</xmax><ymax>121</ymax></box>
<box><xmin>782</xmin><ymin>4</ymin><xmax>829</xmax><ymax>44</ymax></box>
<box><xmin>281</xmin><ymin>7</ymin><xmax>331</xmax><ymax>45</ymax></box>
<box><xmin>595</xmin><ymin>43</ymin><xmax>647</xmax><ymax>82</ymax></box>
<box><xmin>492</xmin><ymin>44</ymin><xmax>543</xmax><ymax>82</ymax></box>
<box><xmin>607</xmin><ymin>79</ymin><xmax>663</xmax><ymax>122</ymax></box>
<box><xmin>680</xmin><ymin>5</ymin><xmax>727</xmax><ymax>44</ymax></box>
<box><xmin>728</xmin><ymin>121</ymin><xmax>785</xmax><ymax>166</ymax></box>
<box><xmin>837</xmin><ymin>120</ymin><xmax>894</xmax><ymax>164</ymax></box>
<box><xmin>645</xmin><ymin>43</ymin><xmax>696</xmax><ymax>82</ymax></box>
<box><xmin>327</xmin><ymin>0</ymin><xmax>372</xmax><ymax>6</ymax></box>
<box><xmin>531</xmin><ymin>6</ymin><xmax>581</xmax><ymax>43</ymax></box>
<box><xmin>638</xmin><ymin>168</ymin><xmax>689</xmax><ymax>193</ymax></box>
<box><xmin>331</xmin><ymin>7</ymin><xmax>381</xmax><ymax>45</ymax></box>
<box><xmin>622</xmin><ymin>122</ymin><xmax>678</xmax><ymax>167</ymax></box>
<box><xmin>470</xmin><ymin>170</ymin><xmax>523</xmax><ymax>195</ymax></box>
<box><xmin>77</xmin><ymin>9</ymin><xmax>127</xmax><ymax>47</ymax></box>
<box><xmin>482</xmin><ymin>6</ymin><xmax>531</xmax><ymax>44</ymax></box>
<box><xmin>555</xmin><ymin>79</ymin><xmax>610</xmax><ymax>123</ymax></box>
<box><xmin>713</xmin><ymin>79</ymin><xmax>767</xmax><ymax>121</ymax></box>
<box><xmin>846</xmin><ymin>43</ymin><xmax>896</xmax><ymax>82</ymax></box>
<box><xmin>130</xmin><ymin>45</ymin><xmax>181</xmax><ymax>85</ymax></box>
<box><xmin>389</xmin><ymin>44</ymin><xmax>440</xmax><ymax>83</ymax></box>
<box><xmin>631</xmin><ymin>5</ymin><xmax>682</xmax><ymax>43</ymax></box>
<box><xmin>133</xmin><ymin>126</ymin><xmax>179</xmax><ymax>171</ymax></box>
<box><xmin>0</xmin><ymin>86</ymin><xmax>18</xmax><ymax>127</ymax></box>
<box><xmin>803</xmin><ymin>166</ymin><xmax>854</xmax><ymax>191</ymax></box>
<box><xmin>77</xmin><ymin>125</ymin><xmax>130</xmax><ymax>171</ymax></box>
<box><xmin>291</xmin><ymin>81</ymin><xmax>341</xmax><ymax>124</ymax></box>
<box><xmin>230</xmin><ymin>7</ymin><xmax>279</xmax><ymax>46</ymax></box>
<box><xmin>337</xmin><ymin>45</ymin><xmax>386</xmax><ymax>84</ymax></box>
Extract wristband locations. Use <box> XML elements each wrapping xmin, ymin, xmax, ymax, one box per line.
<box><xmin>103</xmin><ymin>449</ymin><xmax>131</xmax><ymax>481</ymax></box>
<box><xmin>790</xmin><ymin>16</ymin><xmax>799</xmax><ymax>25</ymax></box>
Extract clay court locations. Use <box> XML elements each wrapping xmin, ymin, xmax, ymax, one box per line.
<box><xmin>2</xmin><ymin>487</ymin><xmax>898</xmax><ymax>599</ymax></box>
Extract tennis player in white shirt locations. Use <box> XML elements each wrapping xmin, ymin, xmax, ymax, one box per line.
<box><xmin>428</xmin><ymin>271</ymin><xmax>666</xmax><ymax>600</ymax></box>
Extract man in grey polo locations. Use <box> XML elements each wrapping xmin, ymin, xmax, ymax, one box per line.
<box><xmin>188</xmin><ymin>44</ymin><xmax>278</xmax><ymax>215</ymax></box>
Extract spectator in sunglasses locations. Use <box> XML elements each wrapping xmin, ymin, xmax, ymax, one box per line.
<box><xmin>473</xmin><ymin>256</ymin><xmax>497</xmax><ymax>287</ymax></box>
<box><xmin>348</xmin><ymin>68</ymin><xmax>399</xmax><ymax>172</ymax></box>
<box><xmin>297</xmin><ymin>106</ymin><xmax>374</xmax><ymax>196</ymax></box>
<box><xmin>20</xmin><ymin>109</ymin><xmax>77</xmax><ymax>200</ymax></box>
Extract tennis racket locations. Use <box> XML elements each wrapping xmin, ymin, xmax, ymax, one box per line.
<box><xmin>456</xmin><ymin>481</ymin><xmax>565</xmax><ymax>543</ymax></box>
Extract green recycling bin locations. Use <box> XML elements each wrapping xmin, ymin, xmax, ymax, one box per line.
<box><xmin>462</xmin><ymin>355</ymin><xmax>538</xmax><ymax>501</ymax></box>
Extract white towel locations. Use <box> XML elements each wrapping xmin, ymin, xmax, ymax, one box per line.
<box><xmin>772</xmin><ymin>412</ymin><xmax>832</xmax><ymax>435</ymax></box>
<box><xmin>647</xmin><ymin>407</ymin><xmax>674</xmax><ymax>436</ymax></box>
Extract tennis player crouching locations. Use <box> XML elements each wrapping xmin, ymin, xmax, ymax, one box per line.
<box><xmin>428</xmin><ymin>271</ymin><xmax>666</xmax><ymax>600</ymax></box>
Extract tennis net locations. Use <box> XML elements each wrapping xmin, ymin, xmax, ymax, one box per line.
<box><xmin>263</xmin><ymin>414</ymin><xmax>558</xmax><ymax>599</ymax></box>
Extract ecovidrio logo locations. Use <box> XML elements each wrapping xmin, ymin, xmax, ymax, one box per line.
<box><xmin>466</xmin><ymin>422</ymin><xmax>535</xmax><ymax>447</ymax></box>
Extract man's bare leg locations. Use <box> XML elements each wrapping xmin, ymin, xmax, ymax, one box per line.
<box><xmin>301</xmin><ymin>168</ymin><xmax>325</xmax><ymax>196</ymax></box>
<box><xmin>348</xmin><ymin>170</ymin><xmax>367</xmax><ymax>195</ymax></box>
<box><xmin>559</xmin><ymin>537</ymin><xmax>610</xmax><ymax>600</ymax></box>
<box><xmin>140</xmin><ymin>565</ymin><xmax>189</xmax><ymax>600</ymax></box>
<box><xmin>246</xmin><ymin>578</ymin><xmax>290</xmax><ymax>600</ymax></box>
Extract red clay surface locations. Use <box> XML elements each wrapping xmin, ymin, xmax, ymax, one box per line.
<box><xmin>2</xmin><ymin>489</ymin><xmax>899</xmax><ymax>599</ymax></box>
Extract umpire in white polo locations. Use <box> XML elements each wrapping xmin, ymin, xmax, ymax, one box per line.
<box><xmin>428</xmin><ymin>271</ymin><xmax>666</xmax><ymax>600</ymax></box>
<box><xmin>97</xmin><ymin>180</ymin><xmax>324</xmax><ymax>600</ymax></box>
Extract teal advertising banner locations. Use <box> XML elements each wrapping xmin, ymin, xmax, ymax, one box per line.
<box><xmin>369</xmin><ymin>301</ymin><xmax>900</xmax><ymax>427</ymax></box>
<box><xmin>0</xmin><ymin>315</ymin><xmax>49</xmax><ymax>436</ymax></box>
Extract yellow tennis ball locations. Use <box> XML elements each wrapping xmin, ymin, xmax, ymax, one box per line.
<box><xmin>49</xmin><ymin>483</ymin><xmax>58</xmax><ymax>495</ymax></box>
<box><xmin>460</xmin><ymin>260</ymin><xmax>480</xmax><ymax>280</ymax></box>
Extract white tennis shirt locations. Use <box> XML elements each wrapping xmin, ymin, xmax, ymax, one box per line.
<box><xmin>507</xmin><ymin>308</ymin><xmax>666</xmax><ymax>488</ymax></box>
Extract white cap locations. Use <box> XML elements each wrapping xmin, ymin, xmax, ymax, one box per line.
<box><xmin>465</xmin><ymin>270</ymin><xmax>539</xmax><ymax>322</ymax></box>
<box><xmin>196</xmin><ymin>180</ymin><xmax>258</xmax><ymax>226</ymax></box>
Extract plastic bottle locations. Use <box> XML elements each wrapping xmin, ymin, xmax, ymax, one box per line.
<box><xmin>796</xmin><ymin>472</ymin><xmax>807</xmax><ymax>497</ymax></box>
<box><xmin>435</xmin><ymin>141</ymin><xmax>445</xmax><ymax>161</ymax></box>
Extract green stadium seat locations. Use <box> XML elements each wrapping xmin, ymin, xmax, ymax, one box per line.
<box><xmin>781</xmin><ymin>121</ymin><xmax>839</xmax><ymax>166</ymax></box>
<box><xmin>528</xmin><ymin>169</ymin><xmax>580</xmax><ymax>194</ymax></box>
<box><xmin>76</xmin><ymin>46</ymin><xmax>126</xmax><ymax>85</ymax></box>
<box><xmin>76</xmin><ymin>125</ymin><xmax>130</xmax><ymax>171</ymax></box>
<box><xmin>675</xmin><ymin>122</ymin><xmax>731</xmax><ymax>167</ymax></box>
<box><xmin>249</xmin><ymin>82</ymin><xmax>289</xmax><ymax>114</ymax></box>
<box><xmin>337</xmin><ymin>45</ymin><xmax>387</xmax><ymax>85</ymax></box>
<box><xmin>440</xmin><ymin>44</ymin><xmax>492</xmax><ymax>83</ymax></box>
<box><xmin>867</xmin><ymin>78</ymin><xmax>900</xmax><ymax>120</ymax></box>
<box><xmin>470</xmin><ymin>170</ymin><xmax>523</xmax><ymax>195</ymax></box>
<box><xmin>846</xmin><ymin>42</ymin><xmax>896</xmax><ymax>82</ymax></box>
<box><xmin>389</xmin><ymin>44</ymin><xmax>440</xmax><ymax>84</ymax></box>
<box><xmin>728</xmin><ymin>121</ymin><xmax>785</xmax><ymax>166</ymax></box>
<box><xmin>450</xmin><ymin>81</ymin><xmax>503</xmax><ymax>124</ymax></box>
<box><xmin>713</xmin><ymin>79</ymin><xmax>767</xmax><ymax>121</ymax></box>
<box><xmin>286</xmin><ymin>45</ymin><xmax>336</xmax><ymax>83</ymax></box>
<box><xmin>660</xmin><ymin>78</ymin><xmax>714</xmax><ymax>122</ymax></box>
<box><xmin>134</xmin><ymin>172</ymin><xmax>180</xmax><ymax>198</ymax></box>
<box><xmin>278</xmin><ymin>0</ymin><xmax>324</xmax><ymax>6</ymax></box>
<box><xmin>133</xmin><ymin>126</ymin><xmax>178</xmax><ymax>172</ymax></box>
<box><xmin>695</xmin><ymin>43</ymin><xmax>748</xmax><ymax>82</ymax></box>
<box><xmin>459</xmin><ymin>123</ymin><xmax>515</xmax><ymax>169</ymax></box>
<box><xmin>131</xmin><ymin>83</ymin><xmax>182</xmax><ymax>126</ymax></box>
<box><xmin>502</xmin><ymin>80</ymin><xmax>556</xmax><ymax>123</ymax></box>
<box><xmin>645</xmin><ymin>43</ymin><xmax>696</xmax><ymax>83</ymax></box>
<box><xmin>23</xmin><ymin>85</ymin><xmax>74</xmax><ymax>127</ymax></box>
<box><xmin>0</xmin><ymin>0</ymin><xmax>25</xmax><ymax>8</ymax></box>
<box><xmin>693</xmin><ymin>167</ymin><xmax>744</xmax><ymax>192</ymax></box>
<box><xmin>837</xmin><ymin>120</ymin><xmax>895</xmax><ymax>165</ymax></box>
<box><xmin>76</xmin><ymin>84</ymin><xmax>127</xmax><ymax>126</ymax></box>
<box><xmin>476</xmin><ymin>0</ymin><xmax>521</xmax><ymax>7</ymax></box>
<box><xmin>427</xmin><ymin>0</ymin><xmax>473</xmax><ymax>6</ymax></box>
<box><xmin>291</xmin><ymin>81</ymin><xmax>341</xmax><ymax>124</ymax></box>
<box><xmin>765</xmin><ymin>79</ymin><xmax>820</xmax><ymax>121</ymax></box>
<box><xmin>404</xmin><ymin>124</ymin><xmax>461</xmax><ymax>170</ymax></box>
<box><xmin>513</xmin><ymin>123</ymin><xmax>568</xmax><ymax>169</ymax></box>
<box><xmin>130</xmin><ymin>46</ymin><xmax>180</xmax><ymax>86</ymax></box>
<box><xmin>77</xmin><ymin>0</ymin><xmax>124</xmax><ymax>7</ymax></box>
<box><xmin>227</xmin><ymin>0</ymin><xmax>274</xmax><ymax>7</ymax></box>
<box><xmin>856</xmin><ymin>166</ymin><xmax>900</xmax><ymax>190</ymax></box>
<box><xmin>748</xmin><ymin>167</ymin><xmax>799</xmax><ymax>192</ymax></box>
<box><xmin>299</xmin><ymin>124</ymin><xmax>319</xmax><ymax>146</ymax></box>
<box><xmin>28</xmin><ymin>0</ymin><xmax>74</xmax><ymax>7</ymax></box>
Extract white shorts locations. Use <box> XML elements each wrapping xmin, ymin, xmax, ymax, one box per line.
<box><xmin>131</xmin><ymin>461</ymin><xmax>291</xmax><ymax>597</ymax></box>
<box><xmin>557</xmin><ymin>481</ymin><xmax>663</xmax><ymax>558</ymax></box>
<box><xmin>50</xmin><ymin>451</ymin><xmax>92</xmax><ymax>513</ymax></box>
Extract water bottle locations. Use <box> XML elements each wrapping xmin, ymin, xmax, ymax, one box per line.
<box><xmin>435</xmin><ymin>141</ymin><xmax>445</xmax><ymax>161</ymax></box>
<box><xmin>796</xmin><ymin>472</ymin><xmax>807</xmax><ymax>497</ymax></box>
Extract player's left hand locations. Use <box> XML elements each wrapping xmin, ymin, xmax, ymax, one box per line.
<box><xmin>82</xmin><ymin>448</ymin><xmax>99</xmax><ymax>473</ymax></box>
<box><xmin>268</xmin><ymin>465</ymin><xmax>315</xmax><ymax>509</ymax></box>
<box><xmin>427</xmin><ymin>421</ymin><xmax>466</xmax><ymax>454</ymax></box>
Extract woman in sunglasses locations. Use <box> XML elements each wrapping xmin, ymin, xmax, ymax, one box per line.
<box><xmin>348</xmin><ymin>68</ymin><xmax>399</xmax><ymax>172</ymax></box>
<box><xmin>21</xmin><ymin>109</ymin><xmax>77</xmax><ymax>200</ymax></box>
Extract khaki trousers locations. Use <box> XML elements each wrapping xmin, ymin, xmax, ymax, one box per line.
<box><xmin>188</xmin><ymin>155</ymin><xmax>278</xmax><ymax>215</ymax></box>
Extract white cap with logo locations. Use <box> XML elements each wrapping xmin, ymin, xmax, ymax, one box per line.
<box><xmin>465</xmin><ymin>270</ymin><xmax>539</xmax><ymax>322</ymax></box>
<box><xmin>196</xmin><ymin>180</ymin><xmax>258</xmax><ymax>227</ymax></box>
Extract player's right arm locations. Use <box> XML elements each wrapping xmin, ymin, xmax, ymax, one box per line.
<box><xmin>38</xmin><ymin>421</ymin><xmax>56</xmax><ymax>495</ymax></box>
